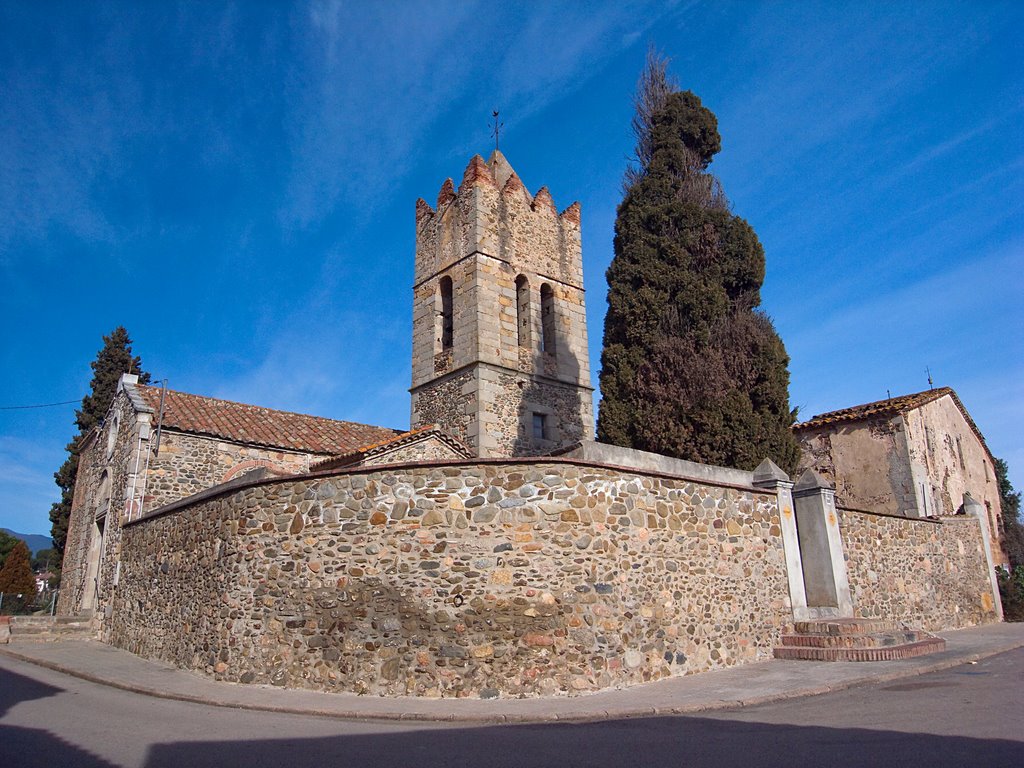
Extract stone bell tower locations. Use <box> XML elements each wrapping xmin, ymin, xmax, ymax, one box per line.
<box><xmin>410</xmin><ymin>151</ymin><xmax>593</xmax><ymax>458</ymax></box>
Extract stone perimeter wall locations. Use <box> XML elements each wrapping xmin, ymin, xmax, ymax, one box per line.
<box><xmin>110</xmin><ymin>460</ymin><xmax>790</xmax><ymax>698</ymax></box>
<box><xmin>840</xmin><ymin>508</ymin><xmax>998</xmax><ymax>630</ymax></box>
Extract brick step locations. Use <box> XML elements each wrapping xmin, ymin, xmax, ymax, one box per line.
<box><xmin>780</xmin><ymin>630</ymin><xmax>927</xmax><ymax>649</ymax></box>
<box><xmin>793</xmin><ymin>618</ymin><xmax>906</xmax><ymax>635</ymax></box>
<box><xmin>774</xmin><ymin>635</ymin><xmax>946</xmax><ymax>662</ymax></box>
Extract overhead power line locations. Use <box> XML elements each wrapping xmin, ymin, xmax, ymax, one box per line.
<box><xmin>0</xmin><ymin>399</ymin><xmax>81</xmax><ymax>411</ymax></box>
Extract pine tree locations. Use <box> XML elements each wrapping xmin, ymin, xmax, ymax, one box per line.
<box><xmin>597</xmin><ymin>56</ymin><xmax>800</xmax><ymax>473</ymax></box>
<box><xmin>0</xmin><ymin>540</ymin><xmax>37</xmax><ymax>613</ymax></box>
<box><xmin>49</xmin><ymin>327</ymin><xmax>150</xmax><ymax>564</ymax></box>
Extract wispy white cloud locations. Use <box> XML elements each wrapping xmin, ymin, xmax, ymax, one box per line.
<box><xmin>278</xmin><ymin>1</ymin><xmax>674</xmax><ymax>230</ymax></box>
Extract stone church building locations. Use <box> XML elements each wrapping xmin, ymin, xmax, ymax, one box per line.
<box><xmin>58</xmin><ymin>151</ymin><xmax>1004</xmax><ymax>698</ymax></box>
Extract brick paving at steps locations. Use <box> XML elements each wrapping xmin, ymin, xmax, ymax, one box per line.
<box><xmin>774</xmin><ymin>617</ymin><xmax>947</xmax><ymax>661</ymax></box>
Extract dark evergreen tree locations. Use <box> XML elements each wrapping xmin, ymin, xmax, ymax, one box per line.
<box><xmin>996</xmin><ymin>458</ymin><xmax>1023</xmax><ymax>569</ymax></box>
<box><xmin>597</xmin><ymin>57</ymin><xmax>800</xmax><ymax>473</ymax></box>
<box><xmin>0</xmin><ymin>540</ymin><xmax>37</xmax><ymax>613</ymax></box>
<box><xmin>49</xmin><ymin>328</ymin><xmax>150</xmax><ymax>564</ymax></box>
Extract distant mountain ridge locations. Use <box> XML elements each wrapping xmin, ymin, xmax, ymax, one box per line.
<box><xmin>1</xmin><ymin>529</ymin><xmax>53</xmax><ymax>555</ymax></box>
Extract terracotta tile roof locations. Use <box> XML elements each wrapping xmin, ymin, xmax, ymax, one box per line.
<box><xmin>134</xmin><ymin>384</ymin><xmax>401</xmax><ymax>455</ymax></box>
<box><xmin>794</xmin><ymin>388</ymin><xmax>955</xmax><ymax>430</ymax></box>
<box><xmin>311</xmin><ymin>425</ymin><xmax>473</xmax><ymax>471</ymax></box>
<box><xmin>794</xmin><ymin>386</ymin><xmax>994</xmax><ymax>463</ymax></box>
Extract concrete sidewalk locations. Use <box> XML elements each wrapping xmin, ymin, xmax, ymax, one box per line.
<box><xmin>2</xmin><ymin>623</ymin><xmax>1023</xmax><ymax>724</ymax></box>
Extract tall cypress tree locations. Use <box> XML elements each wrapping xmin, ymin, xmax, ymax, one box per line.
<box><xmin>49</xmin><ymin>327</ymin><xmax>150</xmax><ymax>563</ymax></box>
<box><xmin>597</xmin><ymin>58</ymin><xmax>800</xmax><ymax>473</ymax></box>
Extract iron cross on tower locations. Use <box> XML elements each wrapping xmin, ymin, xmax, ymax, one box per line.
<box><xmin>491</xmin><ymin>110</ymin><xmax>504</xmax><ymax>151</ymax></box>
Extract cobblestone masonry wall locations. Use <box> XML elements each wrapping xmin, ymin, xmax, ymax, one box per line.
<box><xmin>144</xmin><ymin>430</ymin><xmax>312</xmax><ymax>510</ymax></box>
<box><xmin>482</xmin><ymin>371</ymin><xmax>590</xmax><ymax>457</ymax></box>
<box><xmin>361</xmin><ymin>437</ymin><xmax>466</xmax><ymax>467</ymax></box>
<box><xmin>59</xmin><ymin>389</ymin><xmax>141</xmax><ymax>615</ymax></box>
<box><xmin>411</xmin><ymin>370</ymin><xmax>475</xmax><ymax>448</ymax></box>
<box><xmin>840</xmin><ymin>508</ymin><xmax>999</xmax><ymax>629</ymax></box>
<box><xmin>110</xmin><ymin>461</ymin><xmax>790</xmax><ymax>698</ymax></box>
<box><xmin>60</xmin><ymin>387</ymin><xmax>320</xmax><ymax>617</ymax></box>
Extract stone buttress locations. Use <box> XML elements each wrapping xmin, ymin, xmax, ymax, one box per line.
<box><xmin>410</xmin><ymin>151</ymin><xmax>593</xmax><ymax>457</ymax></box>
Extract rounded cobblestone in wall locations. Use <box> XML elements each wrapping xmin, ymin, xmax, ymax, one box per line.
<box><xmin>110</xmin><ymin>460</ymin><xmax>796</xmax><ymax>699</ymax></box>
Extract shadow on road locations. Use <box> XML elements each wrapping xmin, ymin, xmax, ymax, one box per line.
<box><xmin>0</xmin><ymin>664</ymin><xmax>64</xmax><ymax>716</ymax></box>
<box><xmin>1</xmin><ymin>665</ymin><xmax>117</xmax><ymax>767</ymax></box>
<box><xmin>143</xmin><ymin>715</ymin><xmax>1022</xmax><ymax>768</ymax></box>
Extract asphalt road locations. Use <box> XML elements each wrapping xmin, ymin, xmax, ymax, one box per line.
<box><xmin>2</xmin><ymin>648</ymin><xmax>1021</xmax><ymax>768</ymax></box>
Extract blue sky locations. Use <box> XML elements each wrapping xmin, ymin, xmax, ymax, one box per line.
<box><xmin>2</xmin><ymin>1</ymin><xmax>1021</xmax><ymax>536</ymax></box>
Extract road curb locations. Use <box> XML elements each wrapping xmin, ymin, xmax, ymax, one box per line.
<box><xmin>2</xmin><ymin>638</ymin><xmax>1023</xmax><ymax>725</ymax></box>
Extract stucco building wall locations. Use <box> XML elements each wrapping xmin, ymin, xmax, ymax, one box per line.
<box><xmin>902</xmin><ymin>397</ymin><xmax>1001</xmax><ymax>530</ymax></box>
<box><xmin>796</xmin><ymin>416</ymin><xmax>916</xmax><ymax>517</ymax></box>
<box><xmin>796</xmin><ymin>391</ymin><xmax>1007</xmax><ymax>566</ymax></box>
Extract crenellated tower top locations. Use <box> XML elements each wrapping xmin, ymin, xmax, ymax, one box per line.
<box><xmin>410</xmin><ymin>150</ymin><xmax>593</xmax><ymax>459</ymax></box>
<box><xmin>414</xmin><ymin>151</ymin><xmax>583</xmax><ymax>289</ymax></box>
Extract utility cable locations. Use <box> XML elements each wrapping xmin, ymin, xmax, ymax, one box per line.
<box><xmin>0</xmin><ymin>399</ymin><xmax>81</xmax><ymax>410</ymax></box>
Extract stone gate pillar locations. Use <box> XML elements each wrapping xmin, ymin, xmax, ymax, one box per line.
<box><xmin>753</xmin><ymin>459</ymin><xmax>809</xmax><ymax>621</ymax></box>
<box><xmin>792</xmin><ymin>469</ymin><xmax>854</xmax><ymax>618</ymax></box>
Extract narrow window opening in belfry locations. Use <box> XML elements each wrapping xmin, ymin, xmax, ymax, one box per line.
<box><xmin>532</xmin><ymin>412</ymin><xmax>547</xmax><ymax>441</ymax></box>
<box><xmin>515</xmin><ymin>274</ymin><xmax>530</xmax><ymax>347</ymax></box>
<box><xmin>540</xmin><ymin>283</ymin><xmax>556</xmax><ymax>354</ymax></box>
<box><xmin>956</xmin><ymin>436</ymin><xmax>966</xmax><ymax>471</ymax></box>
<box><xmin>438</xmin><ymin>276</ymin><xmax>454</xmax><ymax>350</ymax></box>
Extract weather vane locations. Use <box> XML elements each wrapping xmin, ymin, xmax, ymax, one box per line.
<box><xmin>491</xmin><ymin>110</ymin><xmax>504</xmax><ymax>151</ymax></box>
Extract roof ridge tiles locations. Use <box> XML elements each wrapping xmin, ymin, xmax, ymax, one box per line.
<box><xmin>134</xmin><ymin>384</ymin><xmax>400</xmax><ymax>456</ymax></box>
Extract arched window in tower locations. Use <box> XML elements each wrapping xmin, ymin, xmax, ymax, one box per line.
<box><xmin>438</xmin><ymin>276</ymin><xmax>454</xmax><ymax>351</ymax></box>
<box><xmin>515</xmin><ymin>275</ymin><xmax>530</xmax><ymax>347</ymax></box>
<box><xmin>540</xmin><ymin>283</ymin><xmax>556</xmax><ymax>355</ymax></box>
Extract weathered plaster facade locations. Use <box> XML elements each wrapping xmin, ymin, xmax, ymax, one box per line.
<box><xmin>58</xmin><ymin>382</ymin><xmax>149</xmax><ymax>617</ymax></box>
<box><xmin>795</xmin><ymin>388</ymin><xmax>1007</xmax><ymax>566</ymax></box>
<box><xmin>410</xmin><ymin>151</ymin><xmax>593</xmax><ymax>458</ymax></box>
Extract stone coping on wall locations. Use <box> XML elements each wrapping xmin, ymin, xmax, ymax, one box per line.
<box><xmin>560</xmin><ymin>441</ymin><xmax>755</xmax><ymax>488</ymax></box>
<box><xmin>126</xmin><ymin>453</ymin><xmax>777</xmax><ymax>528</ymax></box>
<box><xmin>837</xmin><ymin>504</ymin><xmax>944</xmax><ymax>525</ymax></box>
